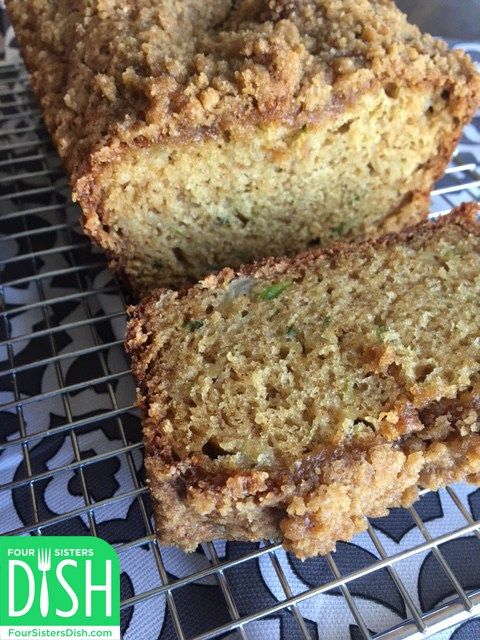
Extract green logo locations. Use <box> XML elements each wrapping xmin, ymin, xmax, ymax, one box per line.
<box><xmin>0</xmin><ymin>537</ymin><xmax>120</xmax><ymax>639</ymax></box>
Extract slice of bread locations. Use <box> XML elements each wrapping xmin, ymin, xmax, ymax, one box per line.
<box><xmin>7</xmin><ymin>0</ymin><xmax>480</xmax><ymax>292</ymax></box>
<box><xmin>126</xmin><ymin>204</ymin><xmax>480</xmax><ymax>558</ymax></box>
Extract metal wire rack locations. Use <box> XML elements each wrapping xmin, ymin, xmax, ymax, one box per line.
<box><xmin>0</xmin><ymin>58</ymin><xmax>480</xmax><ymax>640</ymax></box>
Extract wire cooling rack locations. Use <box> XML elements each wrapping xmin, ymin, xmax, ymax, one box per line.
<box><xmin>1</xmin><ymin>58</ymin><xmax>480</xmax><ymax>640</ymax></box>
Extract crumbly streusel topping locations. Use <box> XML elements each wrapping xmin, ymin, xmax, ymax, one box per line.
<box><xmin>8</xmin><ymin>0</ymin><xmax>478</xmax><ymax>180</ymax></box>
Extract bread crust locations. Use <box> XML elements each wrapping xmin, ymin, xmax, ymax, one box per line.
<box><xmin>6</xmin><ymin>0</ymin><xmax>480</xmax><ymax>291</ymax></box>
<box><xmin>126</xmin><ymin>205</ymin><xmax>480</xmax><ymax>558</ymax></box>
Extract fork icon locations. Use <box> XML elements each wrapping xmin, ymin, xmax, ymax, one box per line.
<box><xmin>37</xmin><ymin>549</ymin><xmax>51</xmax><ymax>617</ymax></box>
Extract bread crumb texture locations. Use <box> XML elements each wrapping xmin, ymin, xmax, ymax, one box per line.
<box><xmin>126</xmin><ymin>204</ymin><xmax>480</xmax><ymax>558</ymax></box>
<box><xmin>7</xmin><ymin>0</ymin><xmax>480</xmax><ymax>290</ymax></box>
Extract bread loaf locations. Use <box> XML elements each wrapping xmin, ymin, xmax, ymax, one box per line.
<box><xmin>6</xmin><ymin>0</ymin><xmax>480</xmax><ymax>292</ymax></box>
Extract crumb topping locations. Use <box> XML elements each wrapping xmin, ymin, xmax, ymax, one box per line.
<box><xmin>7</xmin><ymin>0</ymin><xmax>478</xmax><ymax>182</ymax></box>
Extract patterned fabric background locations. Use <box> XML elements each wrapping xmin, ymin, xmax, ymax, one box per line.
<box><xmin>1</xmin><ymin>3</ymin><xmax>480</xmax><ymax>639</ymax></box>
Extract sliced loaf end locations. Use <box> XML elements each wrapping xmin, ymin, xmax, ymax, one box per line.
<box><xmin>127</xmin><ymin>204</ymin><xmax>480</xmax><ymax>557</ymax></box>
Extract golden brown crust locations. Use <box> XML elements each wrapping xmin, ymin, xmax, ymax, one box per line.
<box><xmin>403</xmin><ymin>382</ymin><xmax>480</xmax><ymax>487</ymax></box>
<box><xmin>146</xmin><ymin>440</ymin><xmax>424</xmax><ymax>555</ymax></box>
<box><xmin>126</xmin><ymin>206</ymin><xmax>480</xmax><ymax>558</ymax></box>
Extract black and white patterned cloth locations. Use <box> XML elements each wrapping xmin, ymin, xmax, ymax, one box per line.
<box><xmin>1</xmin><ymin>4</ymin><xmax>480</xmax><ymax>639</ymax></box>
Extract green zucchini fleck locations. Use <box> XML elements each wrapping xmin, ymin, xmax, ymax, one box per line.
<box><xmin>330</xmin><ymin>221</ymin><xmax>348</xmax><ymax>236</ymax></box>
<box><xmin>259</xmin><ymin>281</ymin><xmax>291</xmax><ymax>300</ymax></box>
<box><xmin>184</xmin><ymin>319</ymin><xmax>205</xmax><ymax>332</ymax></box>
<box><xmin>286</xmin><ymin>325</ymin><xmax>297</xmax><ymax>340</ymax></box>
<box><xmin>376</xmin><ymin>325</ymin><xmax>388</xmax><ymax>340</ymax></box>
